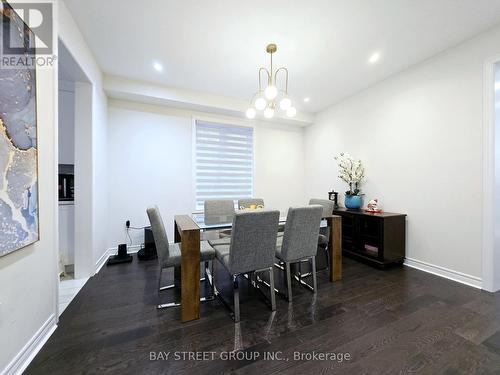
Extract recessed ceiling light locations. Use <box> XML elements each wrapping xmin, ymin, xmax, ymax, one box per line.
<box><xmin>303</xmin><ymin>97</ymin><xmax>310</xmax><ymax>103</ymax></box>
<box><xmin>368</xmin><ymin>52</ymin><xmax>381</xmax><ymax>64</ymax></box>
<box><xmin>153</xmin><ymin>62</ymin><xmax>163</xmax><ymax>72</ymax></box>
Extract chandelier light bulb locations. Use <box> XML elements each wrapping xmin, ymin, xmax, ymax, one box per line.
<box><xmin>280</xmin><ymin>97</ymin><xmax>292</xmax><ymax>110</ymax></box>
<box><xmin>264</xmin><ymin>85</ymin><xmax>278</xmax><ymax>100</ymax></box>
<box><xmin>255</xmin><ymin>97</ymin><xmax>267</xmax><ymax>110</ymax></box>
<box><xmin>286</xmin><ymin>106</ymin><xmax>297</xmax><ymax>118</ymax></box>
<box><xmin>245</xmin><ymin>108</ymin><xmax>256</xmax><ymax>119</ymax></box>
<box><xmin>248</xmin><ymin>44</ymin><xmax>292</xmax><ymax>121</ymax></box>
<box><xmin>264</xmin><ymin>107</ymin><xmax>275</xmax><ymax>119</ymax></box>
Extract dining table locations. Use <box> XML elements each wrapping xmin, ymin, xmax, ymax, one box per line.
<box><xmin>173</xmin><ymin>210</ymin><xmax>342</xmax><ymax>322</ymax></box>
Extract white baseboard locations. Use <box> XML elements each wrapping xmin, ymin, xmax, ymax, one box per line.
<box><xmin>95</xmin><ymin>245</ymin><xmax>142</xmax><ymax>274</ymax></box>
<box><xmin>94</xmin><ymin>249</ymin><xmax>111</xmax><ymax>274</ymax></box>
<box><xmin>2</xmin><ymin>314</ymin><xmax>57</xmax><ymax>375</ymax></box>
<box><xmin>404</xmin><ymin>257</ymin><xmax>482</xmax><ymax>289</ymax></box>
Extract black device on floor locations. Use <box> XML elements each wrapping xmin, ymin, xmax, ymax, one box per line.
<box><xmin>137</xmin><ymin>227</ymin><xmax>157</xmax><ymax>261</ymax></box>
<box><xmin>107</xmin><ymin>243</ymin><xmax>133</xmax><ymax>265</ymax></box>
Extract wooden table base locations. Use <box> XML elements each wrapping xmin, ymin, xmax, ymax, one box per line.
<box><xmin>174</xmin><ymin>215</ymin><xmax>201</xmax><ymax>322</ymax></box>
<box><xmin>326</xmin><ymin>215</ymin><xmax>342</xmax><ymax>281</ymax></box>
<box><xmin>172</xmin><ymin>213</ymin><xmax>342</xmax><ymax>322</ymax></box>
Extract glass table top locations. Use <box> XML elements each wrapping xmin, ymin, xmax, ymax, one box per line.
<box><xmin>192</xmin><ymin>210</ymin><xmax>326</xmax><ymax>230</ymax></box>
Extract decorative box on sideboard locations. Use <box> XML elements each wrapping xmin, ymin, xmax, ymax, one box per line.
<box><xmin>332</xmin><ymin>208</ymin><xmax>407</xmax><ymax>268</ymax></box>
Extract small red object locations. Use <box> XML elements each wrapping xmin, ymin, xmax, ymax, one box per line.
<box><xmin>365</xmin><ymin>198</ymin><xmax>383</xmax><ymax>213</ymax></box>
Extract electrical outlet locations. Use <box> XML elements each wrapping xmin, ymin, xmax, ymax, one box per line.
<box><xmin>126</xmin><ymin>220</ymin><xmax>130</xmax><ymax>228</ymax></box>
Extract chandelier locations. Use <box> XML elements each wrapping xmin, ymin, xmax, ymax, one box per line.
<box><xmin>246</xmin><ymin>43</ymin><xmax>296</xmax><ymax>119</ymax></box>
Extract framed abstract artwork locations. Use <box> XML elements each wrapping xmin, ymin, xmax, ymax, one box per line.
<box><xmin>0</xmin><ymin>0</ymin><xmax>39</xmax><ymax>256</ymax></box>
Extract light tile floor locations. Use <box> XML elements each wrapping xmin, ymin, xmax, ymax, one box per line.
<box><xmin>58</xmin><ymin>276</ymin><xmax>88</xmax><ymax>316</ymax></box>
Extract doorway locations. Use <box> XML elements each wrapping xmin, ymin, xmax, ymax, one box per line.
<box><xmin>57</xmin><ymin>39</ymin><xmax>93</xmax><ymax>315</ymax></box>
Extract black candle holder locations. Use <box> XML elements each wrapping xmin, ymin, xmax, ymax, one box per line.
<box><xmin>328</xmin><ymin>190</ymin><xmax>339</xmax><ymax>209</ymax></box>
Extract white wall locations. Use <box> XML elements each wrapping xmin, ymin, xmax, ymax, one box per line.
<box><xmin>305</xmin><ymin>25</ymin><xmax>500</xmax><ymax>285</ymax></box>
<box><xmin>73</xmin><ymin>82</ymin><xmax>94</xmax><ymax>277</ymax></box>
<box><xmin>0</xmin><ymin>44</ymin><xmax>58</xmax><ymax>375</ymax></box>
<box><xmin>254</xmin><ymin>123</ymin><xmax>305</xmax><ymax>209</ymax></box>
<box><xmin>92</xmin><ymin>85</ymin><xmax>109</xmax><ymax>267</ymax></box>
<box><xmin>106</xmin><ymin>99</ymin><xmax>305</xmax><ymax>248</ymax></box>
<box><xmin>58</xmin><ymin>1</ymin><xmax>108</xmax><ymax>272</ymax></box>
<box><xmin>1</xmin><ymin>2</ymin><xmax>109</xmax><ymax>372</ymax></box>
<box><xmin>58</xmin><ymin>80</ymin><xmax>75</xmax><ymax>165</ymax></box>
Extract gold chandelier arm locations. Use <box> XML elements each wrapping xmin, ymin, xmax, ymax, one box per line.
<box><xmin>275</xmin><ymin>67</ymin><xmax>289</xmax><ymax>94</ymax></box>
<box><xmin>270</xmin><ymin>51</ymin><xmax>273</xmax><ymax>82</ymax></box>
<box><xmin>258</xmin><ymin>67</ymin><xmax>271</xmax><ymax>91</ymax></box>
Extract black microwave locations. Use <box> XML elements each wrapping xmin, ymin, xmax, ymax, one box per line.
<box><xmin>58</xmin><ymin>174</ymin><xmax>74</xmax><ymax>201</ymax></box>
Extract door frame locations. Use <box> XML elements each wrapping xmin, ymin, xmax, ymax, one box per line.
<box><xmin>482</xmin><ymin>54</ymin><xmax>500</xmax><ymax>292</ymax></box>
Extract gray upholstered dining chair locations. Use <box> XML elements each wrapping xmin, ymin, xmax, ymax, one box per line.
<box><xmin>275</xmin><ymin>205</ymin><xmax>323</xmax><ymax>302</ymax></box>
<box><xmin>146</xmin><ymin>206</ymin><xmax>216</xmax><ymax>309</ymax></box>
<box><xmin>204</xmin><ymin>199</ymin><xmax>235</xmax><ymax>239</ymax></box>
<box><xmin>211</xmin><ymin>210</ymin><xmax>280</xmax><ymax>322</ymax></box>
<box><xmin>238</xmin><ymin>198</ymin><xmax>265</xmax><ymax>209</ymax></box>
<box><xmin>204</xmin><ymin>199</ymin><xmax>235</xmax><ymax>225</ymax></box>
<box><xmin>309</xmin><ymin>198</ymin><xmax>335</xmax><ymax>268</ymax></box>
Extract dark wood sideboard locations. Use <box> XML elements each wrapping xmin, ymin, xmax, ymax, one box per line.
<box><xmin>332</xmin><ymin>208</ymin><xmax>406</xmax><ymax>268</ymax></box>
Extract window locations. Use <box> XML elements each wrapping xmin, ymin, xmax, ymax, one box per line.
<box><xmin>194</xmin><ymin>120</ymin><xmax>254</xmax><ymax>210</ymax></box>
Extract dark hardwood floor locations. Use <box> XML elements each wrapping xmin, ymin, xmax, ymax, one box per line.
<box><xmin>26</xmin><ymin>255</ymin><xmax>500</xmax><ymax>374</ymax></box>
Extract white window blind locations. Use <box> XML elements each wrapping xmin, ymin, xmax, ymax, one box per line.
<box><xmin>195</xmin><ymin>121</ymin><xmax>254</xmax><ymax>210</ymax></box>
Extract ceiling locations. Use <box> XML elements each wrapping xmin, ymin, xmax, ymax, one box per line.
<box><xmin>64</xmin><ymin>0</ymin><xmax>500</xmax><ymax>113</ymax></box>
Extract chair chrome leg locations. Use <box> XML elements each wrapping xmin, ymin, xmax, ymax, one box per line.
<box><xmin>286</xmin><ymin>262</ymin><xmax>292</xmax><ymax>302</ymax></box>
<box><xmin>233</xmin><ymin>276</ymin><xmax>240</xmax><ymax>322</ymax></box>
<box><xmin>324</xmin><ymin>246</ymin><xmax>330</xmax><ymax>270</ymax></box>
<box><xmin>209</xmin><ymin>260</ymin><xmax>215</xmax><ymax>297</ymax></box>
<box><xmin>201</xmin><ymin>260</ymin><xmax>215</xmax><ymax>301</ymax></box>
<box><xmin>211</xmin><ymin>274</ymin><xmax>235</xmax><ymax>319</ymax></box>
<box><xmin>204</xmin><ymin>261</ymin><xmax>210</xmax><ymax>282</ymax></box>
<box><xmin>255</xmin><ymin>274</ymin><xmax>280</xmax><ymax>294</ymax></box>
<box><xmin>312</xmin><ymin>256</ymin><xmax>317</xmax><ymax>294</ymax></box>
<box><xmin>269</xmin><ymin>267</ymin><xmax>276</xmax><ymax>311</ymax></box>
<box><xmin>157</xmin><ymin>267</ymin><xmax>163</xmax><ymax>294</ymax></box>
<box><xmin>274</xmin><ymin>262</ymin><xmax>285</xmax><ymax>270</ymax></box>
<box><xmin>294</xmin><ymin>276</ymin><xmax>315</xmax><ymax>292</ymax></box>
<box><xmin>159</xmin><ymin>261</ymin><xmax>211</xmax><ymax>292</ymax></box>
<box><xmin>291</xmin><ymin>258</ymin><xmax>316</xmax><ymax>293</ymax></box>
<box><xmin>159</xmin><ymin>284</ymin><xmax>175</xmax><ymax>291</ymax></box>
<box><xmin>159</xmin><ymin>292</ymin><xmax>214</xmax><ymax>308</ymax></box>
<box><xmin>203</xmin><ymin>260</ymin><xmax>214</xmax><ymax>298</ymax></box>
<box><xmin>158</xmin><ymin>261</ymin><xmax>217</xmax><ymax>308</ymax></box>
<box><xmin>200</xmin><ymin>260</ymin><xmax>207</xmax><ymax>282</ymax></box>
<box><xmin>157</xmin><ymin>302</ymin><xmax>181</xmax><ymax>309</ymax></box>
